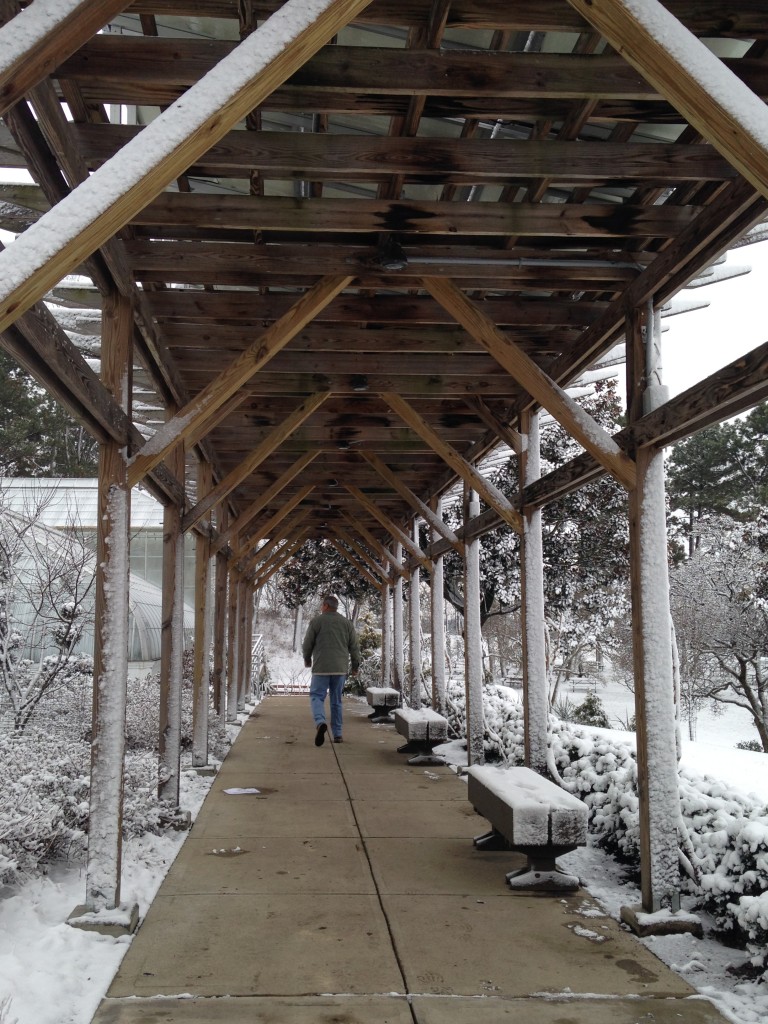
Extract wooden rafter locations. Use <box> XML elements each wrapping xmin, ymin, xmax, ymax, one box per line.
<box><xmin>344</xmin><ymin>485</ymin><xmax>432</xmax><ymax>571</ymax></box>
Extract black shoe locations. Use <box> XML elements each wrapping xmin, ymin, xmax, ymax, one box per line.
<box><xmin>314</xmin><ymin>722</ymin><xmax>327</xmax><ymax>747</ymax></box>
<box><xmin>334</xmin><ymin>735</ymin><xmax>343</xmax><ymax>743</ymax></box>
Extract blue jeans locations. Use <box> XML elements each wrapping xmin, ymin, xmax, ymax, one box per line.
<box><xmin>310</xmin><ymin>674</ymin><xmax>346</xmax><ymax>737</ymax></box>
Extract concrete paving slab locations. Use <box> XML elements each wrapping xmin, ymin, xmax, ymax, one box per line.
<box><xmin>382</xmin><ymin>892</ymin><xmax>697</xmax><ymax>998</ymax></box>
<box><xmin>410</xmin><ymin>994</ymin><xmax>728</xmax><ymax>1023</ymax></box>
<box><xmin>92</xmin><ymin>994</ymin><xmax>414</xmax><ymax>1023</ymax></box>
<box><xmin>219</xmin><ymin>738</ymin><xmax>341</xmax><ymax>774</ymax></box>
<box><xmin>346</xmin><ymin>769</ymin><xmax>465</xmax><ymax>802</ymax></box>
<box><xmin>366</xmin><ymin>837</ymin><xmax>523</xmax><ymax>894</ymax></box>
<box><xmin>192</xmin><ymin>796</ymin><xmax>359</xmax><ymax>838</ymax></box>
<box><xmin>108</xmin><ymin>893</ymin><xmax>403</xmax><ymax>997</ymax></box>
<box><xmin>355</xmin><ymin>799</ymin><xmax>486</xmax><ymax>838</ymax></box>
<box><xmin>160</xmin><ymin>836</ymin><xmax>376</xmax><ymax>895</ymax></box>
<box><xmin>207</xmin><ymin>771</ymin><xmax>350</xmax><ymax>801</ymax></box>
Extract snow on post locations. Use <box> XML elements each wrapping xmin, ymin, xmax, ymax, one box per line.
<box><xmin>408</xmin><ymin>520</ymin><xmax>421</xmax><ymax>707</ymax></box>
<box><xmin>381</xmin><ymin>584</ymin><xmax>392</xmax><ymax>687</ymax></box>
<box><xmin>520</xmin><ymin>412</ymin><xmax>548</xmax><ymax>774</ymax></box>
<box><xmin>86</xmin><ymin>481</ymin><xmax>130</xmax><ymax>911</ymax></box>
<box><xmin>158</xmin><ymin>510</ymin><xmax>185</xmax><ymax>807</ymax></box>
<box><xmin>393</xmin><ymin>543</ymin><xmax>405</xmax><ymax>692</ymax></box>
<box><xmin>430</xmin><ymin>497</ymin><xmax>447</xmax><ymax>716</ymax></box>
<box><xmin>464</xmin><ymin>490</ymin><xmax>484</xmax><ymax>765</ymax></box>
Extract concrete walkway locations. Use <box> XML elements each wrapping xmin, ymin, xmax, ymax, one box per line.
<box><xmin>92</xmin><ymin>696</ymin><xmax>728</xmax><ymax>1023</ymax></box>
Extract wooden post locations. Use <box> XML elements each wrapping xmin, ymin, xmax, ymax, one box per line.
<box><xmin>192</xmin><ymin>460</ymin><xmax>213</xmax><ymax>768</ymax></box>
<box><xmin>626</xmin><ymin>302</ymin><xmax>681</xmax><ymax>913</ymax></box>
<box><xmin>84</xmin><ymin>291</ymin><xmax>132</xmax><ymax>912</ymax></box>
<box><xmin>519</xmin><ymin>410</ymin><xmax>548</xmax><ymax>774</ymax></box>
<box><xmin>380</xmin><ymin>584</ymin><xmax>392</xmax><ymax>686</ymax></box>
<box><xmin>237</xmin><ymin>577</ymin><xmax>249</xmax><ymax>710</ymax></box>
<box><xmin>212</xmin><ymin>505</ymin><xmax>228</xmax><ymax>723</ymax></box>
<box><xmin>226</xmin><ymin>568</ymin><xmax>239</xmax><ymax>722</ymax></box>
<box><xmin>158</xmin><ymin>437</ymin><xmax>186</xmax><ymax>807</ymax></box>
<box><xmin>393</xmin><ymin>542</ymin><xmax>405</xmax><ymax>692</ymax></box>
<box><xmin>430</xmin><ymin>496</ymin><xmax>447</xmax><ymax>716</ymax></box>
<box><xmin>464</xmin><ymin>488</ymin><xmax>484</xmax><ymax>765</ymax></box>
<box><xmin>408</xmin><ymin>519</ymin><xmax>421</xmax><ymax>707</ymax></box>
<box><xmin>244</xmin><ymin>584</ymin><xmax>255</xmax><ymax>700</ymax></box>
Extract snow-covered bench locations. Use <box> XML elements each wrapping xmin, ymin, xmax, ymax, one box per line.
<box><xmin>393</xmin><ymin>706</ymin><xmax>448</xmax><ymax>765</ymax></box>
<box><xmin>467</xmin><ymin>765</ymin><xmax>588</xmax><ymax>892</ymax></box>
<box><xmin>365</xmin><ymin>686</ymin><xmax>401</xmax><ymax>722</ymax></box>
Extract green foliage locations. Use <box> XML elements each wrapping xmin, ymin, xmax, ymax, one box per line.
<box><xmin>0</xmin><ymin>351</ymin><xmax>98</xmax><ymax>477</ymax></box>
<box><xmin>735</xmin><ymin>740</ymin><xmax>764</xmax><ymax>753</ymax></box>
<box><xmin>276</xmin><ymin>537</ymin><xmax>376</xmax><ymax>610</ymax></box>
<box><xmin>571</xmin><ymin>692</ymin><xmax>610</xmax><ymax>728</ymax></box>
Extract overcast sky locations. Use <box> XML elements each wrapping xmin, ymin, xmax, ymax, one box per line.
<box><xmin>662</xmin><ymin>238</ymin><xmax>768</xmax><ymax>401</ymax></box>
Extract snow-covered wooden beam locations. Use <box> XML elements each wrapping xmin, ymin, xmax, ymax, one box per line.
<box><xmin>422</xmin><ymin>277</ymin><xmax>637</xmax><ymax>492</ymax></box>
<box><xmin>182</xmin><ymin>393</ymin><xmax>330</xmax><ymax>533</ymax></box>
<box><xmin>359</xmin><ymin>449</ymin><xmax>464</xmax><ymax>555</ymax></box>
<box><xmin>381</xmin><ymin>391</ymin><xmax>525</xmax><ymax>533</ymax></box>
<box><xmin>345</xmin><ymin>484</ymin><xmax>432</xmax><ymax>571</ymax></box>
<box><xmin>128</xmin><ymin>275</ymin><xmax>351</xmax><ymax>487</ymax></box>
<box><xmin>0</xmin><ymin>0</ymin><xmax>129</xmax><ymax>117</ymax></box>
<box><xmin>464</xmin><ymin>396</ymin><xmax>523</xmax><ymax>456</ymax></box>
<box><xmin>565</xmin><ymin>0</ymin><xmax>768</xmax><ymax>199</ymax></box>
<box><xmin>212</xmin><ymin>451</ymin><xmax>320</xmax><ymax>554</ymax></box>
<box><xmin>0</xmin><ymin>0</ymin><xmax>371</xmax><ymax>330</ymax></box>
<box><xmin>252</xmin><ymin>530</ymin><xmax>309</xmax><ymax>588</ymax></box>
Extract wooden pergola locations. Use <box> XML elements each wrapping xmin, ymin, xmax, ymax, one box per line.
<box><xmin>1</xmin><ymin>0</ymin><xmax>768</xmax><ymax>922</ymax></box>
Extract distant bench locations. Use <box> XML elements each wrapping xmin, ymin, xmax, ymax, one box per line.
<box><xmin>393</xmin><ymin>707</ymin><xmax>449</xmax><ymax>765</ymax></box>
<box><xmin>365</xmin><ymin>686</ymin><xmax>401</xmax><ymax>722</ymax></box>
<box><xmin>467</xmin><ymin>765</ymin><xmax>588</xmax><ymax>892</ymax></box>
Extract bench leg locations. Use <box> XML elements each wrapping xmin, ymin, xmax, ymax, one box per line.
<box><xmin>369</xmin><ymin>705</ymin><xmax>396</xmax><ymax>722</ymax></box>
<box><xmin>473</xmin><ymin>828</ymin><xmax>510</xmax><ymax>851</ymax></box>
<box><xmin>506</xmin><ymin>846</ymin><xmax>580</xmax><ymax>892</ymax></box>
<box><xmin>396</xmin><ymin>739</ymin><xmax>446</xmax><ymax>765</ymax></box>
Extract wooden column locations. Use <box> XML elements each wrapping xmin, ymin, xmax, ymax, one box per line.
<box><xmin>158</xmin><ymin>437</ymin><xmax>186</xmax><ymax>807</ymax></box>
<box><xmin>237</xmin><ymin>578</ymin><xmax>249</xmax><ymax>710</ymax></box>
<box><xmin>393</xmin><ymin>543</ymin><xmax>405</xmax><ymax>692</ymax></box>
<box><xmin>408</xmin><ymin>519</ymin><xmax>421</xmax><ymax>707</ymax></box>
<box><xmin>380</xmin><ymin>584</ymin><xmax>392</xmax><ymax>687</ymax></box>
<box><xmin>626</xmin><ymin>302</ymin><xmax>681</xmax><ymax>913</ymax></box>
<box><xmin>244</xmin><ymin>584</ymin><xmax>255</xmax><ymax>700</ymax></box>
<box><xmin>85</xmin><ymin>291</ymin><xmax>132</xmax><ymax>911</ymax></box>
<box><xmin>430</xmin><ymin>496</ymin><xmax>447</xmax><ymax>716</ymax></box>
<box><xmin>519</xmin><ymin>410</ymin><xmax>548</xmax><ymax>774</ymax></box>
<box><xmin>192</xmin><ymin>461</ymin><xmax>213</xmax><ymax>768</ymax></box>
<box><xmin>464</xmin><ymin>488</ymin><xmax>484</xmax><ymax>765</ymax></box>
<box><xmin>212</xmin><ymin>505</ymin><xmax>229</xmax><ymax>723</ymax></box>
<box><xmin>226</xmin><ymin>568</ymin><xmax>240</xmax><ymax>723</ymax></box>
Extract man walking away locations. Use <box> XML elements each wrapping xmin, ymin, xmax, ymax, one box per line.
<box><xmin>303</xmin><ymin>594</ymin><xmax>361</xmax><ymax>746</ymax></box>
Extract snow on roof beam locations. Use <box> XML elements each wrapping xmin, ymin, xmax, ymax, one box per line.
<box><xmin>565</xmin><ymin>0</ymin><xmax>768</xmax><ymax>200</ymax></box>
<box><xmin>0</xmin><ymin>0</ymin><xmax>373</xmax><ymax>335</ymax></box>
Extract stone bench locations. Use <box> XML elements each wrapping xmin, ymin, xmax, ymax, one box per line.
<box><xmin>393</xmin><ymin>706</ymin><xmax>449</xmax><ymax>765</ymax></box>
<box><xmin>467</xmin><ymin>764</ymin><xmax>588</xmax><ymax>892</ymax></box>
<box><xmin>365</xmin><ymin>686</ymin><xmax>401</xmax><ymax>722</ymax></box>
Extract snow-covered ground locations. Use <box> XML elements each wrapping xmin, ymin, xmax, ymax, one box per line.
<box><xmin>1</xmin><ymin>627</ymin><xmax>766</xmax><ymax>1024</ymax></box>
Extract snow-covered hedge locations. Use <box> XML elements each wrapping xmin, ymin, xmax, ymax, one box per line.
<box><xmin>445</xmin><ymin>679</ymin><xmax>768</xmax><ymax>979</ymax></box>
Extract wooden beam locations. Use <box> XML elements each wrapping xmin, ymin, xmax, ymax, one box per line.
<box><xmin>422</xmin><ymin>277</ymin><xmax>637</xmax><ymax>491</ymax></box>
<box><xmin>234</xmin><ymin>484</ymin><xmax>315</xmax><ymax>563</ymax></box>
<box><xmin>333</xmin><ymin>525</ymin><xmax>392</xmax><ymax>584</ymax></box>
<box><xmin>181</xmin><ymin>393</ymin><xmax>330</xmax><ymax>532</ymax></box>
<box><xmin>381</xmin><ymin>391</ymin><xmax>524</xmax><ymax>533</ymax></box>
<box><xmin>238</xmin><ymin>508</ymin><xmax>309</xmax><ymax>575</ymax></box>
<box><xmin>0</xmin><ymin>0</ymin><xmax>129</xmax><ymax>117</ymax></box>
<box><xmin>344</xmin><ymin>484</ymin><xmax>431</xmax><ymax>571</ymax></box>
<box><xmin>0</xmin><ymin>0</ymin><xmax>372</xmax><ymax>333</ymax></box>
<box><xmin>339</xmin><ymin>512</ymin><xmax>407</xmax><ymax>577</ymax></box>
<box><xmin>131</xmin><ymin>193</ymin><xmax>696</xmax><ymax>238</ymax></box>
<box><xmin>212</xmin><ymin>450</ymin><xmax>319</xmax><ymax>553</ymax></box>
<box><xmin>359</xmin><ymin>449</ymin><xmax>464</xmax><ymax>554</ymax></box>
<box><xmin>127</xmin><ymin>275</ymin><xmax>351</xmax><ymax>487</ymax></box>
<box><xmin>566</xmin><ymin>0</ymin><xmax>768</xmax><ymax>200</ymax></box>
<box><xmin>76</xmin><ymin>126</ymin><xmax>735</xmax><ymax>184</ymax></box>
<box><xmin>252</xmin><ymin>532</ymin><xmax>308</xmax><ymax>587</ymax></box>
<box><xmin>329</xmin><ymin>536</ymin><xmax>382</xmax><ymax>591</ymax></box>
<box><xmin>464</xmin><ymin>397</ymin><xmax>523</xmax><ymax>455</ymax></box>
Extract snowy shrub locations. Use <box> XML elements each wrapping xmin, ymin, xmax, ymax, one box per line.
<box><xmin>571</xmin><ymin>692</ymin><xmax>611</xmax><ymax>728</ymax></box>
<box><xmin>446</xmin><ymin>680</ymin><xmax>768</xmax><ymax>977</ymax></box>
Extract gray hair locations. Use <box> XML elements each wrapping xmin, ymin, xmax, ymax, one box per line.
<box><xmin>322</xmin><ymin>594</ymin><xmax>339</xmax><ymax>612</ymax></box>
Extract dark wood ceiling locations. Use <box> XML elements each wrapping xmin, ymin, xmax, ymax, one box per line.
<box><xmin>2</xmin><ymin>0</ymin><xmax>768</xmax><ymax>579</ymax></box>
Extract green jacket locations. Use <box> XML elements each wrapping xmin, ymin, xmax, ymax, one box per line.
<box><xmin>302</xmin><ymin>610</ymin><xmax>361</xmax><ymax>675</ymax></box>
